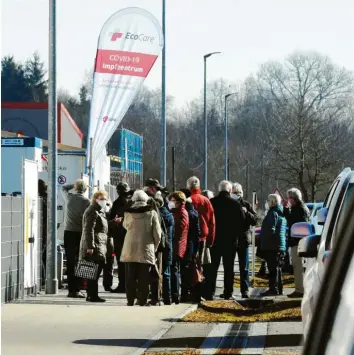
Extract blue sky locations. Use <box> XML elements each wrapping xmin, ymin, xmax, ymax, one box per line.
<box><xmin>2</xmin><ymin>0</ymin><xmax>354</xmax><ymax>105</ymax></box>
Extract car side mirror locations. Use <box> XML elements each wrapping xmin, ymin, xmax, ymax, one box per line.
<box><xmin>291</xmin><ymin>222</ymin><xmax>315</xmax><ymax>239</ymax></box>
<box><xmin>317</xmin><ymin>207</ymin><xmax>328</xmax><ymax>226</ymax></box>
<box><xmin>298</xmin><ymin>234</ymin><xmax>321</xmax><ymax>258</ymax></box>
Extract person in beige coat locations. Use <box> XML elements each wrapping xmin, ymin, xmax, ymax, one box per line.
<box><xmin>121</xmin><ymin>190</ymin><xmax>162</xmax><ymax>306</ymax></box>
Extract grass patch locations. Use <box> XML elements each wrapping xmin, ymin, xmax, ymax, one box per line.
<box><xmin>234</xmin><ymin>274</ymin><xmax>295</xmax><ymax>288</ymax></box>
<box><xmin>183</xmin><ymin>300</ymin><xmax>301</xmax><ymax>323</ymax></box>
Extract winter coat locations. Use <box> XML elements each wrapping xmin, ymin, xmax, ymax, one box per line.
<box><xmin>284</xmin><ymin>202</ymin><xmax>310</xmax><ymax>247</ymax></box>
<box><xmin>190</xmin><ymin>188</ymin><xmax>216</xmax><ymax>247</ymax></box>
<box><xmin>109</xmin><ymin>193</ymin><xmax>132</xmax><ymax>249</ymax></box>
<box><xmin>120</xmin><ymin>202</ymin><xmax>162</xmax><ymax>264</ymax></box>
<box><xmin>79</xmin><ymin>202</ymin><xmax>109</xmax><ymax>261</ymax></box>
<box><xmin>210</xmin><ymin>191</ymin><xmax>246</xmax><ymax>249</ymax></box>
<box><xmin>184</xmin><ymin>199</ymin><xmax>201</xmax><ymax>261</ymax></box>
<box><xmin>238</xmin><ymin>197</ymin><xmax>258</xmax><ymax>247</ymax></box>
<box><xmin>259</xmin><ymin>204</ymin><xmax>287</xmax><ymax>252</ymax></box>
<box><xmin>61</xmin><ymin>184</ymin><xmax>90</xmax><ymax>232</ymax></box>
<box><xmin>159</xmin><ymin>206</ymin><xmax>174</xmax><ymax>265</ymax></box>
<box><xmin>172</xmin><ymin>204</ymin><xmax>189</xmax><ymax>259</ymax></box>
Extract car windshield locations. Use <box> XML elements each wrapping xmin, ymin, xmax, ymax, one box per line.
<box><xmin>332</xmin><ymin>183</ymin><xmax>354</xmax><ymax>248</ymax></box>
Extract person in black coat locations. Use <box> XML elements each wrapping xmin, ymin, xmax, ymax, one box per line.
<box><xmin>231</xmin><ymin>183</ymin><xmax>258</xmax><ymax>298</ymax></box>
<box><xmin>106</xmin><ymin>182</ymin><xmax>133</xmax><ymax>293</ymax></box>
<box><xmin>284</xmin><ymin>188</ymin><xmax>310</xmax><ymax>298</ymax></box>
<box><xmin>210</xmin><ymin>181</ymin><xmax>246</xmax><ymax>300</ymax></box>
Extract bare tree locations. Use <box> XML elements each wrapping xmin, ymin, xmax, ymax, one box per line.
<box><xmin>256</xmin><ymin>52</ymin><xmax>354</xmax><ymax>201</ymax></box>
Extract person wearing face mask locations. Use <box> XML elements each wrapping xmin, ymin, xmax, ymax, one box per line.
<box><xmin>79</xmin><ymin>190</ymin><xmax>109</xmax><ymax>302</ymax></box>
<box><xmin>121</xmin><ymin>190</ymin><xmax>162</xmax><ymax>306</ymax></box>
<box><xmin>143</xmin><ymin>178</ymin><xmax>166</xmax><ymax>305</ymax></box>
<box><xmin>61</xmin><ymin>179</ymin><xmax>90</xmax><ymax>298</ymax></box>
<box><xmin>103</xmin><ymin>199</ymin><xmax>116</xmax><ymax>292</ymax></box>
<box><xmin>108</xmin><ymin>182</ymin><xmax>133</xmax><ymax>293</ymax></box>
<box><xmin>230</xmin><ymin>183</ymin><xmax>258</xmax><ymax>298</ymax></box>
<box><xmin>168</xmin><ymin>191</ymin><xmax>189</xmax><ymax>304</ymax></box>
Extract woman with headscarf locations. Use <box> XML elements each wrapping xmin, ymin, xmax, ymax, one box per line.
<box><xmin>121</xmin><ymin>190</ymin><xmax>162</xmax><ymax>306</ymax></box>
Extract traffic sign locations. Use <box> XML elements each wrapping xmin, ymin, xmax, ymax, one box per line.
<box><xmin>58</xmin><ymin>175</ymin><xmax>66</xmax><ymax>185</ymax></box>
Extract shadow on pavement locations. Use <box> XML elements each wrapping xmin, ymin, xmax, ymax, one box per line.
<box><xmin>74</xmin><ymin>333</ymin><xmax>303</xmax><ymax>349</ymax></box>
<box><xmin>265</xmin><ymin>334</ymin><xmax>303</xmax><ymax>347</ymax></box>
<box><xmin>75</xmin><ymin>337</ymin><xmax>208</xmax><ymax>348</ymax></box>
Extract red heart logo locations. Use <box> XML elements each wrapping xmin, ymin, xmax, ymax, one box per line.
<box><xmin>103</xmin><ymin>116</ymin><xmax>109</xmax><ymax>122</ymax></box>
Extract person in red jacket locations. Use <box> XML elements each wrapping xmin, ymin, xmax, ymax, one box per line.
<box><xmin>187</xmin><ymin>176</ymin><xmax>216</xmax><ymax>300</ymax></box>
<box><xmin>168</xmin><ymin>191</ymin><xmax>189</xmax><ymax>304</ymax></box>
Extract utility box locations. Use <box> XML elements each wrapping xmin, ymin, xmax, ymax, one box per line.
<box><xmin>1</xmin><ymin>137</ymin><xmax>43</xmax><ymax>194</ymax></box>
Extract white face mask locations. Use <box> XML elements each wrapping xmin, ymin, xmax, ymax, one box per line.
<box><xmin>168</xmin><ymin>201</ymin><xmax>176</xmax><ymax>210</ymax></box>
<box><xmin>96</xmin><ymin>199</ymin><xmax>107</xmax><ymax>210</ymax></box>
<box><xmin>231</xmin><ymin>193</ymin><xmax>241</xmax><ymax>200</ymax></box>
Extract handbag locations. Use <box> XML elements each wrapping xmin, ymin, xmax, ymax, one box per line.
<box><xmin>75</xmin><ymin>260</ymin><xmax>99</xmax><ymax>280</ymax></box>
<box><xmin>191</xmin><ymin>263</ymin><xmax>205</xmax><ymax>286</ymax></box>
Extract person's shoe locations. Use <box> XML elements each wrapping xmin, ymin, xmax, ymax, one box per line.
<box><xmin>67</xmin><ymin>292</ymin><xmax>85</xmax><ymax>299</ymax></box>
<box><xmin>139</xmin><ymin>302</ymin><xmax>151</xmax><ymax>307</ymax></box>
<box><xmin>86</xmin><ymin>296</ymin><xmax>106</xmax><ymax>303</ymax></box>
<box><xmin>163</xmin><ymin>299</ymin><xmax>172</xmax><ymax>305</ymax></box>
<box><xmin>260</xmin><ymin>289</ymin><xmax>278</xmax><ymax>297</ymax></box>
<box><xmin>127</xmin><ymin>302</ymin><xmax>134</xmax><ymax>306</ymax></box>
<box><xmin>148</xmin><ymin>300</ymin><xmax>162</xmax><ymax>306</ymax></box>
<box><xmin>242</xmin><ymin>292</ymin><xmax>250</xmax><ymax>299</ymax></box>
<box><xmin>172</xmin><ymin>297</ymin><xmax>180</xmax><ymax>305</ymax></box>
<box><xmin>104</xmin><ymin>287</ymin><xmax>113</xmax><ymax>292</ymax></box>
<box><xmin>287</xmin><ymin>291</ymin><xmax>304</xmax><ymax>298</ymax></box>
<box><xmin>204</xmin><ymin>295</ymin><xmax>214</xmax><ymax>301</ymax></box>
<box><xmin>224</xmin><ymin>295</ymin><xmax>236</xmax><ymax>300</ymax></box>
<box><xmin>111</xmin><ymin>286</ymin><xmax>125</xmax><ymax>293</ymax></box>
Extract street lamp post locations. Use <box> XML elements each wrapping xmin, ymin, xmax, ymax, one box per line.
<box><xmin>160</xmin><ymin>0</ymin><xmax>166</xmax><ymax>186</ymax></box>
<box><xmin>224</xmin><ymin>92</ymin><xmax>237</xmax><ymax>180</ymax></box>
<box><xmin>46</xmin><ymin>0</ymin><xmax>58</xmax><ymax>294</ymax></box>
<box><xmin>203</xmin><ymin>52</ymin><xmax>221</xmax><ymax>189</ymax></box>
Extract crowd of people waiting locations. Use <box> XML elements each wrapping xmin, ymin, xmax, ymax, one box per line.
<box><xmin>60</xmin><ymin>175</ymin><xmax>309</xmax><ymax>305</ymax></box>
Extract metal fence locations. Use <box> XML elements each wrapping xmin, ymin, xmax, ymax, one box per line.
<box><xmin>1</xmin><ymin>196</ymin><xmax>43</xmax><ymax>303</ymax></box>
<box><xmin>1</xmin><ymin>196</ymin><xmax>24</xmax><ymax>302</ymax></box>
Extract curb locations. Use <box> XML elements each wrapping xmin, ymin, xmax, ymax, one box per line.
<box><xmin>133</xmin><ymin>304</ymin><xmax>199</xmax><ymax>355</ymax></box>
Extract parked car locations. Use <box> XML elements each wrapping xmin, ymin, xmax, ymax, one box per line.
<box><xmin>291</xmin><ymin>168</ymin><xmax>354</xmax><ymax>338</ymax></box>
<box><xmin>303</xmin><ymin>187</ymin><xmax>354</xmax><ymax>355</ymax></box>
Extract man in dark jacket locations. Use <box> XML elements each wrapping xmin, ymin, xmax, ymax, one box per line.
<box><xmin>210</xmin><ymin>181</ymin><xmax>246</xmax><ymax>300</ymax></box>
<box><xmin>259</xmin><ymin>194</ymin><xmax>287</xmax><ymax>296</ymax></box>
<box><xmin>284</xmin><ymin>188</ymin><xmax>310</xmax><ymax>298</ymax></box>
<box><xmin>231</xmin><ymin>183</ymin><xmax>258</xmax><ymax>298</ymax></box>
<box><xmin>108</xmin><ymin>182</ymin><xmax>133</xmax><ymax>293</ymax></box>
<box><xmin>144</xmin><ymin>178</ymin><xmax>165</xmax><ymax>305</ymax></box>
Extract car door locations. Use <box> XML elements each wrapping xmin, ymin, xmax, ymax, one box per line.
<box><xmin>303</xmin><ymin>191</ymin><xmax>354</xmax><ymax>355</ymax></box>
<box><xmin>316</xmin><ymin>171</ymin><xmax>354</xmax><ymax>282</ymax></box>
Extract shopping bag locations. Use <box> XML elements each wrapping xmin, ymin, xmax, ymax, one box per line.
<box><xmin>75</xmin><ymin>260</ymin><xmax>99</xmax><ymax>280</ymax></box>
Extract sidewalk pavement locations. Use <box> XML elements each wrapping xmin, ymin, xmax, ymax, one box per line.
<box><xmin>2</xmin><ymin>258</ymin><xmax>302</xmax><ymax>355</ymax></box>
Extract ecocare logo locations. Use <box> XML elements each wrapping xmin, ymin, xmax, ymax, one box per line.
<box><xmin>110</xmin><ymin>30</ymin><xmax>155</xmax><ymax>44</ymax></box>
<box><xmin>102</xmin><ymin>115</ymin><xmax>118</xmax><ymax>123</ymax></box>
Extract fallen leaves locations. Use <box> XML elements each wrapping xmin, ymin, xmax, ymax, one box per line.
<box><xmin>183</xmin><ymin>300</ymin><xmax>301</xmax><ymax>323</ymax></box>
